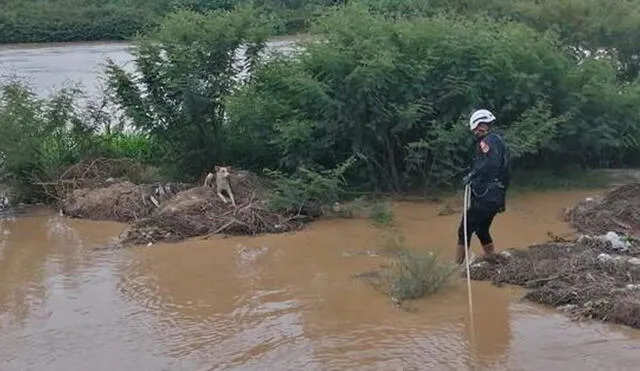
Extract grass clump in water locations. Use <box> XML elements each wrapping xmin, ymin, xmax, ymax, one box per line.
<box><xmin>358</xmin><ymin>231</ymin><xmax>458</xmax><ymax>301</ymax></box>
<box><xmin>368</xmin><ymin>200</ymin><xmax>394</xmax><ymax>227</ymax></box>
<box><xmin>330</xmin><ymin>196</ymin><xmax>394</xmax><ymax>227</ymax></box>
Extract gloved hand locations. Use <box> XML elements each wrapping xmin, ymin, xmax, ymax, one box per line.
<box><xmin>462</xmin><ymin>172</ymin><xmax>473</xmax><ymax>186</ymax></box>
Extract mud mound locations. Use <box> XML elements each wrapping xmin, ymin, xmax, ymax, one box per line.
<box><xmin>61</xmin><ymin>180</ymin><xmax>191</xmax><ymax>223</ymax></box>
<box><xmin>118</xmin><ymin>171</ymin><xmax>307</xmax><ymax>245</ymax></box>
<box><xmin>567</xmin><ymin>183</ymin><xmax>640</xmax><ymax>236</ymax></box>
<box><xmin>469</xmin><ymin>238</ymin><xmax>640</xmax><ymax>329</ymax></box>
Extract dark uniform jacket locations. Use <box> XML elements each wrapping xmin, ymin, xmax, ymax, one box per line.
<box><xmin>469</xmin><ymin>131</ymin><xmax>510</xmax><ymax>211</ymax></box>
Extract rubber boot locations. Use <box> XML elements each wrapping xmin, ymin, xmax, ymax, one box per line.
<box><xmin>456</xmin><ymin>244</ymin><xmax>476</xmax><ymax>266</ymax></box>
<box><xmin>482</xmin><ymin>243</ymin><xmax>495</xmax><ymax>256</ymax></box>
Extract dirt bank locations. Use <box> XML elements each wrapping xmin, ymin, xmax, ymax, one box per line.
<box><xmin>470</xmin><ymin>183</ymin><xmax>640</xmax><ymax>329</ymax></box>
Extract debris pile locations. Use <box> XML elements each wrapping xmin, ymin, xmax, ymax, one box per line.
<box><xmin>36</xmin><ymin>158</ymin><xmax>160</xmax><ymax>201</ymax></box>
<box><xmin>118</xmin><ymin>169</ymin><xmax>308</xmax><ymax>245</ymax></box>
<box><xmin>61</xmin><ymin>180</ymin><xmax>190</xmax><ymax>223</ymax></box>
<box><xmin>53</xmin><ymin>160</ymin><xmax>321</xmax><ymax>245</ymax></box>
<box><xmin>566</xmin><ymin>183</ymin><xmax>640</xmax><ymax>237</ymax></box>
<box><xmin>470</xmin><ymin>237</ymin><xmax>640</xmax><ymax>329</ymax></box>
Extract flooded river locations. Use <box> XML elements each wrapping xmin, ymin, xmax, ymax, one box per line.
<box><xmin>1</xmin><ymin>43</ymin><xmax>640</xmax><ymax>370</ymax></box>
<box><xmin>0</xmin><ymin>38</ymin><xmax>301</xmax><ymax>98</ymax></box>
<box><xmin>1</xmin><ymin>189</ymin><xmax>640</xmax><ymax>371</ymax></box>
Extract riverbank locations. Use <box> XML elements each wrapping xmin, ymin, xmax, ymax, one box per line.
<box><xmin>0</xmin><ymin>33</ymin><xmax>311</xmax><ymax>51</ymax></box>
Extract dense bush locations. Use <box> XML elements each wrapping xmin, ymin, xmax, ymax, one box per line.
<box><xmin>359</xmin><ymin>0</ymin><xmax>640</xmax><ymax>82</ymax></box>
<box><xmin>99</xmin><ymin>4</ymin><xmax>640</xmax><ymax>193</ymax></box>
<box><xmin>104</xmin><ymin>7</ymin><xmax>271</xmax><ymax>180</ymax></box>
<box><xmin>0</xmin><ymin>0</ymin><xmax>341</xmax><ymax>44</ymax></box>
<box><xmin>0</xmin><ymin>1</ymin><xmax>153</xmax><ymax>43</ymax></box>
<box><xmin>228</xmin><ymin>4</ymin><xmax>640</xmax><ymax>191</ymax></box>
<box><xmin>0</xmin><ymin>81</ymin><xmax>156</xmax><ymax>202</ymax></box>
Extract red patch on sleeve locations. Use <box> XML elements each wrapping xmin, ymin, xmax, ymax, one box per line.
<box><xmin>480</xmin><ymin>140</ymin><xmax>490</xmax><ymax>153</ymax></box>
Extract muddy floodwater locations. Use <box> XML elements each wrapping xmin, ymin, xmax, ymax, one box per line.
<box><xmin>1</xmin><ymin>189</ymin><xmax>640</xmax><ymax>371</ymax></box>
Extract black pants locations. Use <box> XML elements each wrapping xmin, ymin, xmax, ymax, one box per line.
<box><xmin>457</xmin><ymin>201</ymin><xmax>499</xmax><ymax>247</ymax></box>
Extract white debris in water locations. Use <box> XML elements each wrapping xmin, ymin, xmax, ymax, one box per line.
<box><xmin>626</xmin><ymin>284</ymin><xmax>640</xmax><ymax>291</ymax></box>
<box><xmin>596</xmin><ymin>231</ymin><xmax>631</xmax><ymax>252</ymax></box>
<box><xmin>585</xmin><ymin>197</ymin><xmax>594</xmax><ymax>202</ymax></box>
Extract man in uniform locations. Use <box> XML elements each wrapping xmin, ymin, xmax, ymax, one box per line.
<box><xmin>455</xmin><ymin>109</ymin><xmax>511</xmax><ymax>265</ymax></box>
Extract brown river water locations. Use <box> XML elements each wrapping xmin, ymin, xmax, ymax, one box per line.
<box><xmin>2</xmin><ymin>43</ymin><xmax>640</xmax><ymax>370</ymax></box>
<box><xmin>1</xmin><ymin>189</ymin><xmax>640</xmax><ymax>371</ymax></box>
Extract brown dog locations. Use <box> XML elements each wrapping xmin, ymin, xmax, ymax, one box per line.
<box><xmin>204</xmin><ymin>166</ymin><xmax>236</xmax><ymax>206</ymax></box>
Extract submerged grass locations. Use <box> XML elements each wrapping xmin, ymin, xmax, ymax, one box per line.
<box><xmin>368</xmin><ymin>200</ymin><xmax>394</xmax><ymax>227</ymax></box>
<box><xmin>332</xmin><ymin>196</ymin><xmax>395</xmax><ymax>227</ymax></box>
<box><xmin>358</xmin><ymin>230</ymin><xmax>459</xmax><ymax>302</ymax></box>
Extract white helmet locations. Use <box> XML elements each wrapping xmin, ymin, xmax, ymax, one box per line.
<box><xmin>469</xmin><ymin>109</ymin><xmax>496</xmax><ymax>131</ymax></box>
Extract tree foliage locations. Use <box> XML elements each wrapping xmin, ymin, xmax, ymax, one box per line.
<box><xmin>0</xmin><ymin>81</ymin><xmax>155</xmax><ymax>202</ymax></box>
<box><xmin>228</xmin><ymin>4</ymin><xmax>640</xmax><ymax>191</ymax></box>
<box><xmin>99</xmin><ymin>3</ymin><xmax>640</xmax><ymax>192</ymax></box>
<box><xmin>104</xmin><ymin>7</ymin><xmax>270</xmax><ymax>180</ymax></box>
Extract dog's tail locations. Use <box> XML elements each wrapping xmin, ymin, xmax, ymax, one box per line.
<box><xmin>203</xmin><ymin>172</ymin><xmax>214</xmax><ymax>187</ymax></box>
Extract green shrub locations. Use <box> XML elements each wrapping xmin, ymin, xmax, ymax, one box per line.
<box><xmin>228</xmin><ymin>4</ymin><xmax>572</xmax><ymax>191</ymax></box>
<box><xmin>227</xmin><ymin>4</ymin><xmax>640</xmax><ymax>193</ymax></box>
<box><xmin>0</xmin><ymin>80</ymin><xmax>158</xmax><ymax>203</ymax></box>
<box><xmin>361</xmin><ymin>231</ymin><xmax>459</xmax><ymax>301</ymax></box>
<box><xmin>0</xmin><ymin>1</ymin><xmax>153</xmax><ymax>43</ymax></box>
<box><xmin>264</xmin><ymin>155</ymin><xmax>357</xmax><ymax>214</ymax></box>
<box><xmin>368</xmin><ymin>201</ymin><xmax>394</xmax><ymax>226</ymax></box>
<box><xmin>105</xmin><ymin>7</ymin><xmax>271</xmax><ymax>181</ymax></box>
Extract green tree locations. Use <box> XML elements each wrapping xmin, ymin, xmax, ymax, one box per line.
<box><xmin>105</xmin><ymin>7</ymin><xmax>271</xmax><ymax>180</ymax></box>
<box><xmin>227</xmin><ymin>4</ymin><xmax>573</xmax><ymax>192</ymax></box>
